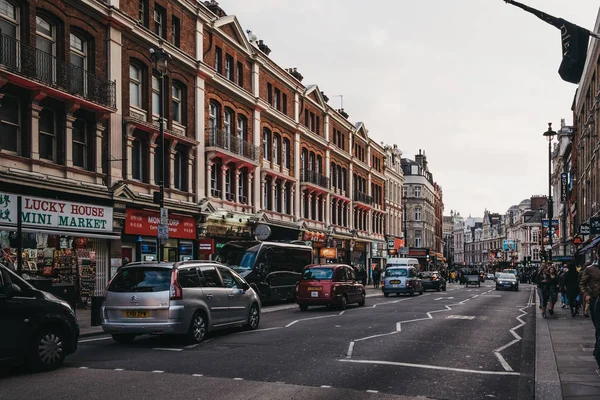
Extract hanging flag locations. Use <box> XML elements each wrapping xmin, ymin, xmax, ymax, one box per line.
<box><xmin>504</xmin><ymin>0</ymin><xmax>595</xmax><ymax>84</ymax></box>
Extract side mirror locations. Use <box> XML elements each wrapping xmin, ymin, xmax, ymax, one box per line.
<box><xmin>242</xmin><ymin>282</ymin><xmax>250</xmax><ymax>292</ymax></box>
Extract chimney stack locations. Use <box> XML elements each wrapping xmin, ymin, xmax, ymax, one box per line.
<box><xmin>256</xmin><ymin>40</ymin><xmax>271</xmax><ymax>56</ymax></box>
<box><xmin>286</xmin><ymin>67</ymin><xmax>304</xmax><ymax>82</ymax></box>
<box><xmin>204</xmin><ymin>0</ymin><xmax>227</xmax><ymax>17</ymax></box>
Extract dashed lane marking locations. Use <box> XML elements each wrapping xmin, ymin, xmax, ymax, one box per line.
<box><xmin>152</xmin><ymin>370</ymin><xmax>164</xmax><ymax>373</ymax></box>
<box><xmin>193</xmin><ymin>374</ymin><xmax>203</xmax><ymax>377</ymax></box>
<box><xmin>79</xmin><ymin>367</ymin><xmax>89</xmax><ymax>369</ymax></box>
<box><xmin>338</xmin><ymin>359</ymin><xmax>520</xmax><ymax>376</ymax></box>
<box><xmin>114</xmin><ymin>368</ymin><xmax>124</xmax><ymax>371</ymax></box>
<box><xmin>366</xmin><ymin>390</ymin><xmax>379</xmax><ymax>393</ymax></box>
<box><xmin>320</xmin><ymin>385</ymin><xmax>332</xmax><ymax>388</ymax></box>
<box><xmin>233</xmin><ymin>378</ymin><xmax>244</xmax><ymax>381</ymax></box>
<box><xmin>79</xmin><ymin>336</ymin><xmax>112</xmax><ymax>343</ymax></box>
<box><xmin>153</xmin><ymin>348</ymin><xmax>183</xmax><ymax>352</ymax></box>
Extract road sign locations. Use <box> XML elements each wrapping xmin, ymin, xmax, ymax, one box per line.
<box><xmin>160</xmin><ymin>207</ymin><xmax>168</xmax><ymax>226</ymax></box>
<box><xmin>158</xmin><ymin>224</ymin><xmax>169</xmax><ymax>240</ymax></box>
<box><xmin>580</xmin><ymin>223</ymin><xmax>590</xmax><ymax>235</ymax></box>
<box><xmin>399</xmin><ymin>247</ymin><xmax>409</xmax><ymax>254</ymax></box>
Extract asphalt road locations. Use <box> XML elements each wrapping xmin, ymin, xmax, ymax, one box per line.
<box><xmin>0</xmin><ymin>282</ymin><xmax>536</xmax><ymax>400</ymax></box>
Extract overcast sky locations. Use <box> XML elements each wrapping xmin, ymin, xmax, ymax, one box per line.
<box><xmin>223</xmin><ymin>0</ymin><xmax>598</xmax><ymax>218</ymax></box>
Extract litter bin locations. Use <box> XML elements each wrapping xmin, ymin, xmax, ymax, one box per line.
<box><xmin>91</xmin><ymin>296</ymin><xmax>105</xmax><ymax>327</ymax></box>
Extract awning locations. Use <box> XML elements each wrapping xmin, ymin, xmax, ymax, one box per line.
<box><xmin>577</xmin><ymin>236</ymin><xmax>600</xmax><ymax>254</ymax></box>
<box><xmin>0</xmin><ymin>224</ymin><xmax>121</xmax><ymax>240</ymax></box>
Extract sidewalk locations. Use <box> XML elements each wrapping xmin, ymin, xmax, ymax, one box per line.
<box><xmin>76</xmin><ymin>309</ymin><xmax>104</xmax><ymax>338</ymax></box>
<box><xmin>536</xmin><ymin>302</ymin><xmax>600</xmax><ymax>399</ymax></box>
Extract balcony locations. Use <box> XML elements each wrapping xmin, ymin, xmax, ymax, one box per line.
<box><xmin>207</xmin><ymin>129</ymin><xmax>259</xmax><ymax>162</ymax></box>
<box><xmin>353</xmin><ymin>191</ymin><xmax>374</xmax><ymax>205</ymax></box>
<box><xmin>0</xmin><ymin>32</ymin><xmax>116</xmax><ymax>109</ymax></box>
<box><xmin>301</xmin><ymin>169</ymin><xmax>330</xmax><ymax>190</ymax></box>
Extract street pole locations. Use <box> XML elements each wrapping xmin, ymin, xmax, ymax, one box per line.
<box><xmin>544</xmin><ymin>123</ymin><xmax>556</xmax><ymax>263</ymax></box>
<box><xmin>403</xmin><ymin>198</ymin><xmax>407</xmax><ymax>258</ymax></box>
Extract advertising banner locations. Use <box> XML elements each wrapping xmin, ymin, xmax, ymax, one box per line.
<box><xmin>125</xmin><ymin>208</ymin><xmax>196</xmax><ymax>239</ymax></box>
<box><xmin>541</xmin><ymin>219</ymin><xmax>560</xmax><ymax>245</ymax></box>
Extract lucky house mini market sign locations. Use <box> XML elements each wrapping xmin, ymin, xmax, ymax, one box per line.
<box><xmin>0</xmin><ymin>192</ymin><xmax>113</xmax><ymax>233</ymax></box>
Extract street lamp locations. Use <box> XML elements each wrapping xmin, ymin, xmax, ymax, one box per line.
<box><xmin>150</xmin><ymin>47</ymin><xmax>171</xmax><ymax>261</ymax></box>
<box><xmin>543</xmin><ymin>123</ymin><xmax>557</xmax><ymax>262</ymax></box>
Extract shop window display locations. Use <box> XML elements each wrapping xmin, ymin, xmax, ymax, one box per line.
<box><xmin>0</xmin><ymin>232</ymin><xmax>97</xmax><ymax>308</ymax></box>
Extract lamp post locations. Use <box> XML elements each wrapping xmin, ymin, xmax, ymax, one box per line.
<box><xmin>543</xmin><ymin>123</ymin><xmax>557</xmax><ymax>262</ymax></box>
<box><xmin>150</xmin><ymin>47</ymin><xmax>171</xmax><ymax>261</ymax></box>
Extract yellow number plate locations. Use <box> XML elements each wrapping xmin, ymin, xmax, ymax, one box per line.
<box><xmin>307</xmin><ymin>286</ymin><xmax>323</xmax><ymax>291</ymax></box>
<box><xmin>390</xmin><ymin>280</ymin><xmax>401</xmax><ymax>284</ymax></box>
<box><xmin>124</xmin><ymin>311</ymin><xmax>149</xmax><ymax>318</ymax></box>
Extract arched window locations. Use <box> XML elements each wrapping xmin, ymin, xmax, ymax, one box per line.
<box><xmin>209</xmin><ymin>102</ymin><xmax>219</xmax><ymax>134</ymax></box>
<box><xmin>273</xmin><ymin>133</ymin><xmax>280</xmax><ymax>165</ymax></box>
<box><xmin>237</xmin><ymin>115</ymin><xmax>247</xmax><ymax>140</ymax></box>
<box><xmin>262</xmin><ymin>128</ymin><xmax>271</xmax><ymax>161</ymax></box>
<box><xmin>36</xmin><ymin>15</ymin><xmax>56</xmax><ymax>83</ymax></box>
<box><xmin>172</xmin><ymin>83</ymin><xmax>183</xmax><ymax>124</ymax></box>
<box><xmin>331</xmin><ymin>162</ymin><xmax>336</xmax><ymax>188</ymax></box>
<box><xmin>283</xmin><ymin>138</ymin><xmax>290</xmax><ymax>169</ymax></box>
<box><xmin>151</xmin><ymin>75</ymin><xmax>160</xmax><ymax>115</ymax></box>
<box><xmin>301</xmin><ymin>148</ymin><xmax>308</xmax><ymax>170</ymax></box>
<box><xmin>130</xmin><ymin>64</ymin><xmax>143</xmax><ymax>108</ymax></box>
<box><xmin>69</xmin><ymin>32</ymin><xmax>87</xmax><ymax>95</ymax></box>
<box><xmin>316</xmin><ymin>155</ymin><xmax>322</xmax><ymax>175</ymax></box>
<box><xmin>309</xmin><ymin>152</ymin><xmax>315</xmax><ymax>170</ymax></box>
<box><xmin>173</xmin><ymin>146</ymin><xmax>187</xmax><ymax>191</ymax></box>
<box><xmin>224</xmin><ymin>108</ymin><xmax>233</xmax><ymax>135</ymax></box>
<box><xmin>341</xmin><ymin>168</ymin><xmax>347</xmax><ymax>191</ymax></box>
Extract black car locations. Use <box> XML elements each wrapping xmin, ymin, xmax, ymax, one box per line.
<box><xmin>0</xmin><ymin>264</ymin><xmax>79</xmax><ymax>371</ymax></box>
<box><xmin>420</xmin><ymin>271</ymin><xmax>447</xmax><ymax>291</ymax></box>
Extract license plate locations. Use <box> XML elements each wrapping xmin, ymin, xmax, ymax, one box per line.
<box><xmin>308</xmin><ymin>286</ymin><xmax>322</xmax><ymax>291</ymax></box>
<box><xmin>391</xmin><ymin>284</ymin><xmax>400</xmax><ymax>288</ymax></box>
<box><xmin>390</xmin><ymin>280</ymin><xmax>401</xmax><ymax>284</ymax></box>
<box><xmin>311</xmin><ymin>291</ymin><xmax>319</xmax><ymax>297</ymax></box>
<box><xmin>124</xmin><ymin>311</ymin><xmax>149</xmax><ymax>318</ymax></box>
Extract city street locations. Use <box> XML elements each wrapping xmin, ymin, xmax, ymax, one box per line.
<box><xmin>1</xmin><ymin>282</ymin><xmax>536</xmax><ymax>400</ymax></box>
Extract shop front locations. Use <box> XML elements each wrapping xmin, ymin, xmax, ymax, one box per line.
<box><xmin>123</xmin><ymin>208</ymin><xmax>196</xmax><ymax>262</ymax></box>
<box><xmin>0</xmin><ymin>191</ymin><xmax>116</xmax><ymax>309</ymax></box>
<box><xmin>302</xmin><ymin>230</ymin><xmax>327</xmax><ymax>264</ymax></box>
<box><xmin>197</xmin><ymin>211</ymin><xmax>254</xmax><ymax>259</ymax></box>
<box><xmin>370</xmin><ymin>241</ymin><xmax>387</xmax><ymax>277</ymax></box>
<box><xmin>329</xmin><ymin>236</ymin><xmax>351</xmax><ymax>264</ymax></box>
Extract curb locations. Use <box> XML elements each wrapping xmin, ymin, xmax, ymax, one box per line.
<box><xmin>79</xmin><ymin>328</ymin><xmax>106</xmax><ymax>338</ymax></box>
<box><xmin>534</xmin><ymin>296</ymin><xmax>562</xmax><ymax>400</ymax></box>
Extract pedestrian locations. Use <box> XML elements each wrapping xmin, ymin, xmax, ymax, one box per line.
<box><xmin>579</xmin><ymin>243</ymin><xmax>600</xmax><ymax>367</ymax></box>
<box><xmin>559</xmin><ymin>266</ymin><xmax>568</xmax><ymax>308</ymax></box>
<box><xmin>541</xmin><ymin>265</ymin><xmax>559</xmax><ymax>317</ymax></box>
<box><xmin>565</xmin><ymin>263</ymin><xmax>580</xmax><ymax>317</ymax></box>
<box><xmin>532</xmin><ymin>264</ymin><xmax>546</xmax><ymax>310</ymax></box>
<box><xmin>580</xmin><ymin>264</ymin><xmax>592</xmax><ymax>318</ymax></box>
<box><xmin>450</xmin><ymin>270</ymin><xmax>456</xmax><ymax>283</ymax></box>
<box><xmin>373</xmin><ymin>268</ymin><xmax>380</xmax><ymax>289</ymax></box>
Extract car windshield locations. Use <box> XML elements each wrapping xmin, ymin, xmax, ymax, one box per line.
<box><xmin>385</xmin><ymin>269</ymin><xmax>408</xmax><ymax>277</ymax></box>
<box><xmin>215</xmin><ymin>243</ymin><xmax>259</xmax><ymax>271</ymax></box>
<box><xmin>108</xmin><ymin>267</ymin><xmax>171</xmax><ymax>293</ymax></box>
<box><xmin>498</xmin><ymin>274</ymin><xmax>515</xmax><ymax>280</ymax></box>
<box><xmin>303</xmin><ymin>267</ymin><xmax>334</xmax><ymax>280</ymax></box>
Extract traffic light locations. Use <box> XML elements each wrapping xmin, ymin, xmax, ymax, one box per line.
<box><xmin>426</xmin><ymin>248</ymin><xmax>430</xmax><ymax>261</ymax></box>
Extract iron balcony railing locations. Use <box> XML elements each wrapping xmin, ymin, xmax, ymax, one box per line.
<box><xmin>301</xmin><ymin>168</ymin><xmax>330</xmax><ymax>189</ymax></box>
<box><xmin>0</xmin><ymin>32</ymin><xmax>116</xmax><ymax>108</ymax></box>
<box><xmin>207</xmin><ymin>129</ymin><xmax>259</xmax><ymax>161</ymax></box>
<box><xmin>353</xmin><ymin>191</ymin><xmax>374</xmax><ymax>204</ymax></box>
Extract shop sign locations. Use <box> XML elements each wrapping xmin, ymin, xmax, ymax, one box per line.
<box><xmin>198</xmin><ymin>239</ymin><xmax>215</xmax><ymax>255</ymax></box>
<box><xmin>0</xmin><ymin>192</ymin><xmax>113</xmax><ymax>233</ymax></box>
<box><xmin>591</xmin><ymin>218</ymin><xmax>600</xmax><ymax>235</ymax></box>
<box><xmin>255</xmin><ymin>224</ymin><xmax>272</xmax><ymax>241</ymax></box>
<box><xmin>303</xmin><ymin>231</ymin><xmax>326</xmax><ymax>243</ymax></box>
<box><xmin>580</xmin><ymin>223</ymin><xmax>590</xmax><ymax>235</ymax></box>
<box><xmin>353</xmin><ymin>241</ymin><xmax>367</xmax><ymax>252</ymax></box>
<box><xmin>399</xmin><ymin>247</ymin><xmax>409</xmax><ymax>255</ymax></box>
<box><xmin>320</xmin><ymin>247</ymin><xmax>337</xmax><ymax>259</ymax></box>
<box><xmin>387</xmin><ymin>240</ymin><xmax>395</xmax><ymax>249</ymax></box>
<box><xmin>125</xmin><ymin>208</ymin><xmax>195</xmax><ymax>239</ymax></box>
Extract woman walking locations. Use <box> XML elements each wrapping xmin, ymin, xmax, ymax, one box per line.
<box><xmin>565</xmin><ymin>263</ymin><xmax>581</xmax><ymax>317</ymax></box>
<box><xmin>541</xmin><ymin>265</ymin><xmax>560</xmax><ymax>318</ymax></box>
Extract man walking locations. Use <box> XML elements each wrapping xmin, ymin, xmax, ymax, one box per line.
<box><xmin>580</xmin><ymin>244</ymin><xmax>600</xmax><ymax>367</ymax></box>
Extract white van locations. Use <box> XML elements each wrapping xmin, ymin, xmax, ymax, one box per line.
<box><xmin>385</xmin><ymin>257</ymin><xmax>420</xmax><ymax>270</ymax></box>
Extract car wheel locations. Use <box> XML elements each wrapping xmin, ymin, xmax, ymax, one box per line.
<box><xmin>245</xmin><ymin>304</ymin><xmax>260</xmax><ymax>330</ymax></box>
<box><xmin>112</xmin><ymin>334</ymin><xmax>136</xmax><ymax>344</ymax></box>
<box><xmin>495</xmin><ymin>286</ymin><xmax>499</xmax><ymax>291</ymax></box>
<box><xmin>187</xmin><ymin>312</ymin><xmax>207</xmax><ymax>344</ymax></box>
<box><xmin>442</xmin><ymin>286</ymin><xmax>447</xmax><ymax>292</ymax></box>
<box><xmin>419</xmin><ymin>288</ymin><xmax>424</xmax><ymax>295</ymax></box>
<box><xmin>436</xmin><ymin>286</ymin><xmax>441</xmax><ymax>292</ymax></box>
<box><xmin>28</xmin><ymin>327</ymin><xmax>67</xmax><ymax>371</ymax></box>
<box><xmin>409</xmin><ymin>290</ymin><xmax>415</xmax><ymax>297</ymax></box>
<box><xmin>339</xmin><ymin>296</ymin><xmax>348</xmax><ymax>310</ymax></box>
<box><xmin>383</xmin><ymin>293</ymin><xmax>389</xmax><ymax>297</ymax></box>
<box><xmin>358</xmin><ymin>294</ymin><xmax>366</xmax><ymax>307</ymax></box>
<box><xmin>299</xmin><ymin>304</ymin><xmax>309</xmax><ymax>311</ymax></box>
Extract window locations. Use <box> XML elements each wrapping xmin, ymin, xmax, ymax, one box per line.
<box><xmin>199</xmin><ymin>266</ymin><xmax>222</xmax><ymax>287</ymax></box>
<box><xmin>209</xmin><ymin>102</ymin><xmax>219</xmax><ymax>133</ymax></box>
<box><xmin>214</xmin><ymin>47</ymin><xmax>222</xmax><ymax>74</ymax></box>
<box><xmin>172</xmin><ymin>83</ymin><xmax>183</xmax><ymax>124</ymax></box>
<box><xmin>174</xmin><ymin>147</ymin><xmax>186</xmax><ymax>191</ymax></box>
<box><xmin>237</xmin><ymin>115</ymin><xmax>247</xmax><ymax>141</ymax></box>
<box><xmin>154</xmin><ymin>6</ymin><xmax>166</xmax><ymax>38</ymax></box>
<box><xmin>217</xmin><ymin>267</ymin><xmax>240</xmax><ymax>289</ymax></box>
<box><xmin>283</xmin><ymin>138</ymin><xmax>290</xmax><ymax>169</ymax></box>
<box><xmin>316</xmin><ymin>155</ymin><xmax>322</xmax><ymax>174</ymax></box>
<box><xmin>36</xmin><ymin>16</ymin><xmax>55</xmax><ymax>83</ymax></box>
<box><xmin>274</xmin><ymin>181</ymin><xmax>280</xmax><ymax>212</ymax></box>
<box><xmin>69</xmin><ymin>33</ymin><xmax>88</xmax><ymax>96</ymax></box>
<box><xmin>178</xmin><ymin>268</ymin><xmax>199</xmax><ymax>288</ymax></box>
<box><xmin>0</xmin><ymin>0</ymin><xmax>18</xmax><ymax>69</ymax></box>
<box><xmin>225</xmin><ymin>167</ymin><xmax>234</xmax><ymax>201</ymax></box>
<box><xmin>414</xmin><ymin>186</ymin><xmax>421</xmax><ymax>198</ymax></box>
<box><xmin>224</xmin><ymin>108</ymin><xmax>233</xmax><ymax>149</ymax></box>
<box><xmin>72</xmin><ymin>119</ymin><xmax>87</xmax><ymax>169</ymax></box>
<box><xmin>130</xmin><ymin>64</ymin><xmax>143</xmax><ymax>108</ymax></box>
<box><xmin>171</xmin><ymin>16</ymin><xmax>180</xmax><ymax>47</ymax></box>
<box><xmin>283</xmin><ymin>184</ymin><xmax>289</xmax><ymax>214</ymax></box>
<box><xmin>236</xmin><ymin>61</ymin><xmax>243</xmax><ymax>87</ymax></box>
<box><xmin>301</xmin><ymin>148</ymin><xmax>308</xmax><ymax>170</ymax></box>
<box><xmin>274</xmin><ymin>88</ymin><xmax>280</xmax><ymax>110</ymax></box>
<box><xmin>533</xmin><ymin>248</ymin><xmax>539</xmax><ymax>261</ymax></box>
<box><xmin>39</xmin><ymin>109</ymin><xmax>55</xmax><ymax>161</ymax></box>
<box><xmin>267</xmin><ymin>83</ymin><xmax>273</xmax><ymax>104</ymax></box>
<box><xmin>225</xmin><ymin>54</ymin><xmax>233</xmax><ymax>80</ymax></box>
<box><xmin>132</xmin><ymin>138</ymin><xmax>144</xmax><ymax>181</ymax></box>
<box><xmin>415</xmin><ymin>230</ymin><xmax>422</xmax><ymax>247</ymax></box>
<box><xmin>152</xmin><ymin>75</ymin><xmax>160</xmax><ymax>115</ymax></box>
<box><xmin>415</xmin><ymin>207</ymin><xmax>422</xmax><ymax>221</ymax></box>
<box><xmin>0</xmin><ymin>94</ymin><xmax>20</xmax><ymax>153</ymax></box>
<box><xmin>210</xmin><ymin>161</ymin><xmax>219</xmax><ymax>196</ymax></box>
<box><xmin>532</xmin><ymin>231</ymin><xmax>539</xmax><ymax>243</ymax></box>
<box><xmin>273</xmin><ymin>133</ymin><xmax>280</xmax><ymax>165</ymax></box>
<box><xmin>282</xmin><ymin>94</ymin><xmax>287</xmax><ymax>115</ymax></box>
<box><xmin>263</xmin><ymin>128</ymin><xmax>271</xmax><ymax>161</ymax></box>
<box><xmin>138</xmin><ymin>0</ymin><xmax>147</xmax><ymax>25</ymax></box>
<box><xmin>238</xmin><ymin>169</ymin><xmax>246</xmax><ymax>203</ymax></box>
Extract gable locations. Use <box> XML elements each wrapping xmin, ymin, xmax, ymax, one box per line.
<box><xmin>305</xmin><ymin>85</ymin><xmax>326</xmax><ymax>108</ymax></box>
<box><xmin>221</xmin><ymin>23</ymin><xmax>242</xmax><ymax>46</ymax></box>
<box><xmin>214</xmin><ymin>16</ymin><xmax>251</xmax><ymax>53</ymax></box>
<box><xmin>309</xmin><ymin>91</ymin><xmax>320</xmax><ymax>103</ymax></box>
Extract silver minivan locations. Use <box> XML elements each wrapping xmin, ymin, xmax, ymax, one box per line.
<box><xmin>101</xmin><ymin>261</ymin><xmax>261</xmax><ymax>344</ymax></box>
<box><xmin>381</xmin><ymin>266</ymin><xmax>423</xmax><ymax>297</ymax></box>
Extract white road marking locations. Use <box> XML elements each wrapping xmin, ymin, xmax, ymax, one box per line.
<box><xmin>193</xmin><ymin>374</ymin><xmax>203</xmax><ymax>377</ymax></box>
<box><xmin>472</xmin><ymin>295</ymin><xmax>479</xmax><ymax>298</ymax></box>
<box><xmin>285</xmin><ymin>314</ymin><xmax>337</xmax><ymax>328</ymax></box>
<box><xmin>233</xmin><ymin>378</ymin><xmax>244</xmax><ymax>381</ymax></box>
<box><xmin>153</xmin><ymin>347</ymin><xmax>183</xmax><ymax>352</ymax></box>
<box><xmin>434</xmin><ymin>297</ymin><xmax>444</xmax><ymax>301</ymax></box>
<box><xmin>235</xmin><ymin>327</ymin><xmax>283</xmax><ymax>334</ymax></box>
<box><xmin>321</xmin><ymin>385</ymin><xmax>332</xmax><ymax>388</ymax></box>
<box><xmin>339</xmin><ymin>311</ymin><xmax>345</xmax><ymax>316</ymax></box>
<box><xmin>346</xmin><ymin>341</ymin><xmax>355</xmax><ymax>358</ymax></box>
<box><xmin>446</xmin><ymin>315</ymin><xmax>476</xmax><ymax>320</ymax></box>
<box><xmin>338</xmin><ymin>359</ymin><xmax>520</xmax><ymax>376</ymax></box>
<box><xmin>459</xmin><ymin>298</ymin><xmax>471</xmax><ymax>304</ymax></box>
<box><xmin>79</xmin><ymin>336</ymin><xmax>112</xmax><ymax>343</ymax></box>
<box><xmin>366</xmin><ymin>390</ymin><xmax>379</xmax><ymax>393</ymax></box>
<box><xmin>79</xmin><ymin>367</ymin><xmax>89</xmax><ymax>369</ymax></box>
<box><xmin>152</xmin><ymin>370</ymin><xmax>164</xmax><ymax>373</ymax></box>
<box><xmin>484</xmin><ymin>295</ymin><xmax>502</xmax><ymax>298</ymax></box>
<box><xmin>114</xmin><ymin>368</ymin><xmax>124</xmax><ymax>371</ymax></box>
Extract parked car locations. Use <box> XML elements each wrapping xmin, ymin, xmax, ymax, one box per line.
<box><xmin>486</xmin><ymin>273</ymin><xmax>496</xmax><ymax>281</ymax></box>
<box><xmin>296</xmin><ymin>264</ymin><xmax>366</xmax><ymax>310</ymax></box>
<box><xmin>420</xmin><ymin>271</ymin><xmax>446</xmax><ymax>291</ymax></box>
<box><xmin>382</xmin><ymin>266</ymin><xmax>423</xmax><ymax>297</ymax></box>
<box><xmin>496</xmin><ymin>273</ymin><xmax>519</xmax><ymax>291</ymax></box>
<box><xmin>102</xmin><ymin>261</ymin><xmax>261</xmax><ymax>344</ymax></box>
<box><xmin>0</xmin><ymin>263</ymin><xmax>79</xmax><ymax>371</ymax></box>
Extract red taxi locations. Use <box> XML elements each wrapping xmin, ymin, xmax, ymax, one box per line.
<box><xmin>296</xmin><ymin>264</ymin><xmax>366</xmax><ymax>311</ymax></box>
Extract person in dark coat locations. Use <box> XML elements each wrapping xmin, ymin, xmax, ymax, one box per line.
<box><xmin>565</xmin><ymin>263</ymin><xmax>581</xmax><ymax>317</ymax></box>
